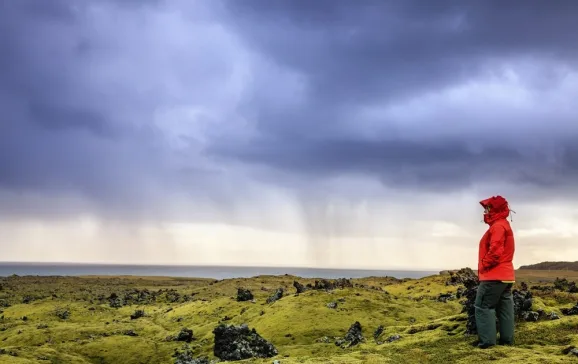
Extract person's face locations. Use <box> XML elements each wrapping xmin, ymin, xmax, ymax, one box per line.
<box><xmin>484</xmin><ymin>205</ymin><xmax>491</xmax><ymax>214</ymax></box>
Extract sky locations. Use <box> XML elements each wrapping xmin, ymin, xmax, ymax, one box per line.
<box><xmin>1</xmin><ymin>0</ymin><xmax>578</xmax><ymax>270</ymax></box>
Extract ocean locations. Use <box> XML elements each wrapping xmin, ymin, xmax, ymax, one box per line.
<box><xmin>0</xmin><ymin>262</ymin><xmax>438</xmax><ymax>280</ymax></box>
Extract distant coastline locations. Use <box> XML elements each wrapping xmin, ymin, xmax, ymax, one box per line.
<box><xmin>0</xmin><ymin>262</ymin><xmax>439</xmax><ymax>280</ymax></box>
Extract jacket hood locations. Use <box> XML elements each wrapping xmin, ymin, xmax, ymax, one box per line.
<box><xmin>480</xmin><ymin>195</ymin><xmax>510</xmax><ymax>225</ymax></box>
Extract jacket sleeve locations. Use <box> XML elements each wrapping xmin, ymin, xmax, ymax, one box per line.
<box><xmin>482</xmin><ymin>224</ymin><xmax>506</xmax><ymax>270</ymax></box>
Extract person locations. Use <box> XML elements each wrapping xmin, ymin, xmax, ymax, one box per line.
<box><xmin>475</xmin><ymin>195</ymin><xmax>515</xmax><ymax>349</ymax></box>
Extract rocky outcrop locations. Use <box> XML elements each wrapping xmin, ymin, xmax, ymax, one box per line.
<box><xmin>437</xmin><ymin>293</ymin><xmax>456</xmax><ymax>303</ymax></box>
<box><xmin>266</xmin><ymin>288</ymin><xmax>284</xmax><ymax>304</ymax></box>
<box><xmin>335</xmin><ymin>321</ymin><xmax>364</xmax><ymax>348</ymax></box>
<box><xmin>236</xmin><ymin>288</ymin><xmax>254</xmax><ymax>302</ymax></box>
<box><xmin>513</xmin><ymin>283</ymin><xmax>538</xmax><ymax>321</ymax></box>
<box><xmin>130</xmin><ymin>309</ymin><xmax>145</xmax><ymax>320</ymax></box>
<box><xmin>554</xmin><ymin>278</ymin><xmax>578</xmax><ymax>293</ymax></box>
<box><xmin>314</xmin><ymin>278</ymin><xmax>353</xmax><ymax>291</ymax></box>
<box><xmin>450</xmin><ymin>268</ymin><xmax>479</xmax><ymax>335</ymax></box>
<box><xmin>446</xmin><ymin>268</ymin><xmax>478</xmax><ymax>287</ymax></box>
<box><xmin>213</xmin><ymin>323</ymin><xmax>278</xmax><ymax>361</ymax></box>
<box><xmin>292</xmin><ymin>278</ymin><xmax>353</xmax><ymax>294</ymax></box>
<box><xmin>293</xmin><ymin>281</ymin><xmax>307</xmax><ymax>294</ymax></box>
<box><xmin>55</xmin><ymin>307</ymin><xmax>70</xmax><ymax>320</ymax></box>
<box><xmin>171</xmin><ymin>328</ymin><xmax>194</xmax><ymax>343</ymax></box>
<box><xmin>373</xmin><ymin>325</ymin><xmax>384</xmax><ymax>343</ymax></box>
<box><xmin>561</xmin><ymin>302</ymin><xmax>578</xmax><ymax>316</ymax></box>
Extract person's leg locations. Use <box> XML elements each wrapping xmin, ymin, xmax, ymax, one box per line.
<box><xmin>497</xmin><ymin>283</ymin><xmax>515</xmax><ymax>345</ymax></box>
<box><xmin>475</xmin><ymin>281</ymin><xmax>507</xmax><ymax>348</ymax></box>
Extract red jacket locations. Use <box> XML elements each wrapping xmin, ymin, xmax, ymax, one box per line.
<box><xmin>478</xmin><ymin>196</ymin><xmax>515</xmax><ymax>281</ymax></box>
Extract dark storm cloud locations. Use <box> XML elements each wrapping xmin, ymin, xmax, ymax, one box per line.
<box><xmin>0</xmin><ymin>0</ymin><xmax>188</xmax><ymax>221</ymax></box>
<box><xmin>224</xmin><ymin>0</ymin><xmax>578</xmax><ymax>107</ymax></box>
<box><xmin>2</xmin><ymin>0</ymin><xmax>578</xmax><ymax>226</ymax></box>
<box><xmin>209</xmin><ymin>0</ymin><xmax>578</xmax><ymax>193</ymax></box>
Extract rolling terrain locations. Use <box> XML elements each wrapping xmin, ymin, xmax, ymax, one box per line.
<box><xmin>1</xmin><ymin>270</ymin><xmax>578</xmax><ymax>363</ymax></box>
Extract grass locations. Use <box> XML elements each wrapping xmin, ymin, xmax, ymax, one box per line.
<box><xmin>1</xmin><ymin>270</ymin><xmax>578</xmax><ymax>363</ymax></box>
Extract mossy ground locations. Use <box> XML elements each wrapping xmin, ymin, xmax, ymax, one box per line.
<box><xmin>1</xmin><ymin>270</ymin><xmax>578</xmax><ymax>363</ymax></box>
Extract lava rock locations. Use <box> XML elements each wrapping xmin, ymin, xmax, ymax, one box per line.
<box><xmin>335</xmin><ymin>321</ymin><xmax>364</xmax><ymax>348</ymax></box>
<box><xmin>548</xmin><ymin>312</ymin><xmax>561</xmax><ymax>320</ymax></box>
<box><xmin>293</xmin><ymin>281</ymin><xmax>307</xmax><ymax>294</ymax></box>
<box><xmin>213</xmin><ymin>323</ymin><xmax>278</xmax><ymax>361</ymax></box>
<box><xmin>55</xmin><ymin>308</ymin><xmax>70</xmax><ymax>320</ymax></box>
<box><xmin>561</xmin><ymin>302</ymin><xmax>578</xmax><ymax>316</ymax></box>
<box><xmin>237</xmin><ymin>288</ymin><xmax>254</xmax><ymax>302</ymax></box>
<box><xmin>266</xmin><ymin>288</ymin><xmax>284</xmax><ymax>304</ymax></box>
<box><xmin>130</xmin><ymin>309</ymin><xmax>145</xmax><ymax>320</ymax></box>
<box><xmin>313</xmin><ymin>278</ymin><xmax>353</xmax><ymax>291</ymax></box>
<box><xmin>446</xmin><ymin>268</ymin><xmax>478</xmax><ymax>288</ymax></box>
<box><xmin>453</xmin><ymin>268</ymin><xmax>479</xmax><ymax>335</ymax></box>
<box><xmin>315</xmin><ymin>336</ymin><xmax>333</xmax><ymax>343</ymax></box>
<box><xmin>512</xmin><ymin>286</ymin><xmax>534</xmax><ymax>320</ymax></box>
<box><xmin>554</xmin><ymin>277</ymin><xmax>571</xmax><ymax>291</ymax></box>
<box><xmin>563</xmin><ymin>346</ymin><xmax>578</xmax><ymax>356</ymax></box>
<box><xmin>175</xmin><ymin>328</ymin><xmax>194</xmax><ymax>343</ymax></box>
<box><xmin>124</xmin><ymin>330</ymin><xmax>138</xmax><ymax>337</ymax></box>
<box><xmin>386</xmin><ymin>334</ymin><xmax>401</xmax><ymax>342</ymax></box>
<box><xmin>373</xmin><ymin>325</ymin><xmax>384</xmax><ymax>341</ymax></box>
<box><xmin>521</xmin><ymin>311</ymin><xmax>539</xmax><ymax>322</ymax></box>
<box><xmin>437</xmin><ymin>293</ymin><xmax>455</xmax><ymax>303</ymax></box>
<box><xmin>108</xmin><ymin>293</ymin><xmax>123</xmax><ymax>308</ymax></box>
<box><xmin>327</xmin><ymin>302</ymin><xmax>338</xmax><ymax>309</ymax></box>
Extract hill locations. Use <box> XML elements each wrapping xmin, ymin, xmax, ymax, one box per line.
<box><xmin>1</xmin><ymin>270</ymin><xmax>578</xmax><ymax>363</ymax></box>
<box><xmin>519</xmin><ymin>261</ymin><xmax>578</xmax><ymax>271</ymax></box>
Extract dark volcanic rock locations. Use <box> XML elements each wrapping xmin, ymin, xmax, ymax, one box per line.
<box><xmin>452</xmin><ymin>268</ymin><xmax>479</xmax><ymax>335</ymax></box>
<box><xmin>561</xmin><ymin>302</ymin><xmax>578</xmax><ymax>316</ymax></box>
<box><xmin>108</xmin><ymin>293</ymin><xmax>123</xmax><ymax>308</ymax></box>
<box><xmin>293</xmin><ymin>281</ymin><xmax>307</xmax><ymax>294</ymax></box>
<box><xmin>175</xmin><ymin>328</ymin><xmax>194</xmax><ymax>343</ymax></box>
<box><xmin>314</xmin><ymin>278</ymin><xmax>353</xmax><ymax>291</ymax></box>
<box><xmin>373</xmin><ymin>325</ymin><xmax>384</xmax><ymax>341</ymax></box>
<box><xmin>437</xmin><ymin>293</ymin><xmax>455</xmax><ymax>303</ymax></box>
<box><xmin>327</xmin><ymin>302</ymin><xmax>338</xmax><ymax>309</ymax></box>
<box><xmin>554</xmin><ymin>277</ymin><xmax>570</xmax><ymax>291</ymax></box>
<box><xmin>513</xmin><ymin>285</ymin><xmax>536</xmax><ymax>321</ymax></box>
<box><xmin>124</xmin><ymin>330</ymin><xmax>138</xmax><ymax>337</ymax></box>
<box><xmin>521</xmin><ymin>311</ymin><xmax>539</xmax><ymax>322</ymax></box>
<box><xmin>213</xmin><ymin>323</ymin><xmax>277</xmax><ymax>361</ymax></box>
<box><xmin>130</xmin><ymin>309</ymin><xmax>145</xmax><ymax>320</ymax></box>
<box><xmin>386</xmin><ymin>334</ymin><xmax>401</xmax><ymax>343</ymax></box>
<box><xmin>55</xmin><ymin>308</ymin><xmax>70</xmax><ymax>320</ymax></box>
<box><xmin>236</xmin><ymin>288</ymin><xmax>254</xmax><ymax>302</ymax></box>
<box><xmin>548</xmin><ymin>312</ymin><xmax>561</xmax><ymax>320</ymax></box>
<box><xmin>335</xmin><ymin>321</ymin><xmax>364</xmax><ymax>348</ymax></box>
<box><xmin>266</xmin><ymin>288</ymin><xmax>284</xmax><ymax>304</ymax></box>
<box><xmin>563</xmin><ymin>345</ymin><xmax>578</xmax><ymax>357</ymax></box>
<box><xmin>447</xmin><ymin>268</ymin><xmax>478</xmax><ymax>287</ymax></box>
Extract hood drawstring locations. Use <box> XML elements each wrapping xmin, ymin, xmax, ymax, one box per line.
<box><xmin>509</xmin><ymin>208</ymin><xmax>516</xmax><ymax>222</ymax></box>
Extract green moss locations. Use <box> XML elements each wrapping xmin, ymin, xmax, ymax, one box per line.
<box><xmin>1</xmin><ymin>273</ymin><xmax>578</xmax><ymax>363</ymax></box>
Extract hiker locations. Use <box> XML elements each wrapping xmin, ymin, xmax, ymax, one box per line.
<box><xmin>475</xmin><ymin>195</ymin><xmax>515</xmax><ymax>349</ymax></box>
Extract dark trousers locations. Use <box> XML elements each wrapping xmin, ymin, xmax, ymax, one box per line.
<box><xmin>474</xmin><ymin>281</ymin><xmax>515</xmax><ymax>346</ymax></box>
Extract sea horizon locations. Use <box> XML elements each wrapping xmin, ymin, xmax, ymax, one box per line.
<box><xmin>0</xmin><ymin>261</ymin><xmax>442</xmax><ymax>280</ymax></box>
